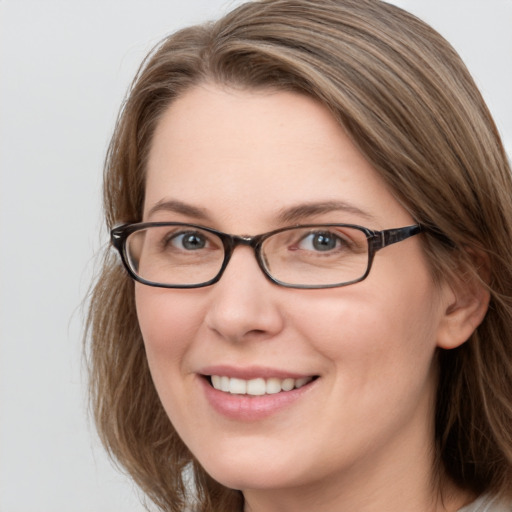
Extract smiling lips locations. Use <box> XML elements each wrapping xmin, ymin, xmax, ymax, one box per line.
<box><xmin>210</xmin><ymin>375</ymin><xmax>314</xmax><ymax>396</ymax></box>
<box><xmin>201</xmin><ymin>371</ymin><xmax>318</xmax><ymax>420</ymax></box>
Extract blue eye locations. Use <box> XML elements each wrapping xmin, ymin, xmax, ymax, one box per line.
<box><xmin>299</xmin><ymin>232</ymin><xmax>341</xmax><ymax>252</ymax></box>
<box><xmin>170</xmin><ymin>231</ymin><xmax>207</xmax><ymax>250</ymax></box>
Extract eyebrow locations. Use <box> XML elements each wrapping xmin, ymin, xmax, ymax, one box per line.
<box><xmin>277</xmin><ymin>201</ymin><xmax>376</xmax><ymax>224</ymax></box>
<box><xmin>147</xmin><ymin>199</ymin><xmax>209</xmax><ymax>221</ymax></box>
<box><xmin>147</xmin><ymin>199</ymin><xmax>375</xmax><ymax>224</ymax></box>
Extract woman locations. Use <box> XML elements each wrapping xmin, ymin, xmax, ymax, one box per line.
<box><xmin>86</xmin><ymin>1</ymin><xmax>512</xmax><ymax>510</ymax></box>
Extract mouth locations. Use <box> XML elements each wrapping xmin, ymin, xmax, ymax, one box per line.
<box><xmin>205</xmin><ymin>375</ymin><xmax>318</xmax><ymax>396</ymax></box>
<box><xmin>199</xmin><ymin>369</ymin><xmax>320</xmax><ymax>420</ymax></box>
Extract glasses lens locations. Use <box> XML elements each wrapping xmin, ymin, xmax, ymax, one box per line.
<box><xmin>261</xmin><ymin>225</ymin><xmax>369</xmax><ymax>286</ymax></box>
<box><xmin>125</xmin><ymin>225</ymin><xmax>225</xmax><ymax>286</ymax></box>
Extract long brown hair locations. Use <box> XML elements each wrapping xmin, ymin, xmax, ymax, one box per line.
<box><xmin>86</xmin><ymin>1</ymin><xmax>512</xmax><ymax>510</ymax></box>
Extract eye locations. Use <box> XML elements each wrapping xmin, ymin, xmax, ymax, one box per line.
<box><xmin>168</xmin><ymin>231</ymin><xmax>208</xmax><ymax>250</ymax></box>
<box><xmin>298</xmin><ymin>231</ymin><xmax>343</xmax><ymax>252</ymax></box>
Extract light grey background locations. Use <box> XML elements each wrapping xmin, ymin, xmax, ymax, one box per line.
<box><xmin>0</xmin><ymin>1</ymin><xmax>510</xmax><ymax>511</ymax></box>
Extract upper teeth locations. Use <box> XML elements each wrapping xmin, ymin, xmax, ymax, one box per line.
<box><xmin>210</xmin><ymin>376</ymin><xmax>313</xmax><ymax>395</ymax></box>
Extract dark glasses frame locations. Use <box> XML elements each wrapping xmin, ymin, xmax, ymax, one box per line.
<box><xmin>111</xmin><ymin>222</ymin><xmax>423</xmax><ymax>289</ymax></box>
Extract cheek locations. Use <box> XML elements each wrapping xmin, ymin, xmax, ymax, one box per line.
<box><xmin>134</xmin><ymin>285</ymin><xmax>208</xmax><ymax>438</ymax></box>
<box><xmin>135</xmin><ymin>285</ymin><xmax>201</xmax><ymax>370</ymax></box>
<box><xmin>288</xmin><ymin>261</ymin><xmax>443</xmax><ymax>394</ymax></box>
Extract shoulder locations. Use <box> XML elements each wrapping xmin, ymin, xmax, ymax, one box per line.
<box><xmin>458</xmin><ymin>494</ymin><xmax>512</xmax><ymax>512</ymax></box>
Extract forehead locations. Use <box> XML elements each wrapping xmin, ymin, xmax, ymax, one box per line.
<box><xmin>144</xmin><ymin>84</ymin><xmax>411</xmax><ymax>231</ymax></box>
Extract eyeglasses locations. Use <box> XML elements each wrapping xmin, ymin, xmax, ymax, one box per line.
<box><xmin>111</xmin><ymin>222</ymin><xmax>423</xmax><ymax>289</ymax></box>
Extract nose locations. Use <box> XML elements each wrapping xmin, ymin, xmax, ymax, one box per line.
<box><xmin>204</xmin><ymin>246</ymin><xmax>285</xmax><ymax>343</ymax></box>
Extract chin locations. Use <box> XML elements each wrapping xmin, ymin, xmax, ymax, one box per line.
<box><xmin>194</xmin><ymin>443</ymin><xmax>318</xmax><ymax>492</ymax></box>
<box><xmin>206</xmin><ymin>465</ymin><xmax>295</xmax><ymax>492</ymax></box>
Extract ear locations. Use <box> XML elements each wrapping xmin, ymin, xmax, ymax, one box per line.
<box><xmin>436</xmin><ymin>261</ymin><xmax>490</xmax><ymax>350</ymax></box>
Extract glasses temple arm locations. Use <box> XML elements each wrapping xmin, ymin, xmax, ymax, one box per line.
<box><xmin>380</xmin><ymin>225</ymin><xmax>424</xmax><ymax>248</ymax></box>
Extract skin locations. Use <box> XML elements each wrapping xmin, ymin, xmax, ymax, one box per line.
<box><xmin>136</xmin><ymin>84</ymin><xmax>484</xmax><ymax>512</ymax></box>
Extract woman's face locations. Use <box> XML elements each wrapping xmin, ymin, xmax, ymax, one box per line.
<box><xmin>136</xmin><ymin>85</ymin><xmax>454</xmax><ymax>499</ymax></box>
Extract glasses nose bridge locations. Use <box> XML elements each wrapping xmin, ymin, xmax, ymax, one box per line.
<box><xmin>227</xmin><ymin>233</ymin><xmax>262</xmax><ymax>255</ymax></box>
<box><xmin>221</xmin><ymin>233</ymin><xmax>266</xmax><ymax>273</ymax></box>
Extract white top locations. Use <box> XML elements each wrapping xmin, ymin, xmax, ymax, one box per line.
<box><xmin>458</xmin><ymin>494</ymin><xmax>511</xmax><ymax>512</ymax></box>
